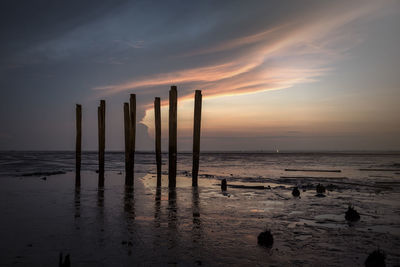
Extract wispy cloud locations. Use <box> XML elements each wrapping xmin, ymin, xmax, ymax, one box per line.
<box><xmin>93</xmin><ymin>1</ymin><xmax>388</xmax><ymax>101</ymax></box>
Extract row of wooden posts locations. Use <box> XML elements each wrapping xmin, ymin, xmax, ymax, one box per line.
<box><xmin>75</xmin><ymin>86</ymin><xmax>202</xmax><ymax>188</ymax></box>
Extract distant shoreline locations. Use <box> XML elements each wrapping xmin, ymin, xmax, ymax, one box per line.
<box><xmin>1</xmin><ymin>150</ymin><xmax>400</xmax><ymax>155</ymax></box>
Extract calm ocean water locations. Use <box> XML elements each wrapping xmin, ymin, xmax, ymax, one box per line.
<box><xmin>1</xmin><ymin>151</ymin><xmax>400</xmax><ymax>183</ymax></box>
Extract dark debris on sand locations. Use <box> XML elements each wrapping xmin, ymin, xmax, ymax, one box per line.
<box><xmin>365</xmin><ymin>249</ymin><xmax>386</xmax><ymax>267</ymax></box>
<box><xmin>59</xmin><ymin>253</ymin><xmax>70</xmax><ymax>267</ymax></box>
<box><xmin>221</xmin><ymin>179</ymin><xmax>227</xmax><ymax>191</ymax></box>
<box><xmin>21</xmin><ymin>171</ymin><xmax>66</xmax><ymax>177</ymax></box>
<box><xmin>292</xmin><ymin>187</ymin><xmax>300</xmax><ymax>197</ymax></box>
<box><xmin>345</xmin><ymin>205</ymin><xmax>360</xmax><ymax>222</ymax></box>
<box><xmin>257</xmin><ymin>229</ymin><xmax>274</xmax><ymax>248</ymax></box>
<box><xmin>316</xmin><ymin>183</ymin><xmax>326</xmax><ymax>194</ymax></box>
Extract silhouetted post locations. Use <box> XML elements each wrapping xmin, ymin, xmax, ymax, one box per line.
<box><xmin>97</xmin><ymin>106</ymin><xmax>101</xmax><ymax>176</ymax></box>
<box><xmin>169</xmin><ymin>86</ymin><xmax>177</xmax><ymax>188</ymax></box>
<box><xmin>75</xmin><ymin>104</ymin><xmax>82</xmax><ymax>186</ymax></box>
<box><xmin>192</xmin><ymin>90</ymin><xmax>202</xmax><ymax>187</ymax></box>
<box><xmin>98</xmin><ymin>100</ymin><xmax>105</xmax><ymax>187</ymax></box>
<box><xmin>154</xmin><ymin>97</ymin><xmax>162</xmax><ymax>187</ymax></box>
<box><xmin>124</xmin><ymin>103</ymin><xmax>131</xmax><ymax>184</ymax></box>
<box><xmin>128</xmin><ymin>94</ymin><xmax>136</xmax><ymax>187</ymax></box>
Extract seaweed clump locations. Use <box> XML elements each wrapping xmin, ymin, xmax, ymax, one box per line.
<box><xmin>345</xmin><ymin>205</ymin><xmax>360</xmax><ymax>222</ymax></box>
<box><xmin>365</xmin><ymin>249</ymin><xmax>386</xmax><ymax>267</ymax></box>
<box><xmin>292</xmin><ymin>187</ymin><xmax>300</xmax><ymax>197</ymax></box>
<box><xmin>257</xmin><ymin>229</ymin><xmax>274</xmax><ymax>248</ymax></box>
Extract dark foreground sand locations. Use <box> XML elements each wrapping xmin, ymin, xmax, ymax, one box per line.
<box><xmin>0</xmin><ymin>171</ymin><xmax>399</xmax><ymax>266</ymax></box>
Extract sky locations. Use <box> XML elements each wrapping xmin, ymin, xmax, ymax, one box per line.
<box><xmin>0</xmin><ymin>0</ymin><xmax>399</xmax><ymax>151</ymax></box>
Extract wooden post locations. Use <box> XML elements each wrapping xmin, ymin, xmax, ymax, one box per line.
<box><xmin>124</xmin><ymin>103</ymin><xmax>131</xmax><ymax>185</ymax></box>
<box><xmin>75</xmin><ymin>104</ymin><xmax>82</xmax><ymax>187</ymax></box>
<box><xmin>98</xmin><ymin>100</ymin><xmax>105</xmax><ymax>187</ymax></box>
<box><xmin>154</xmin><ymin>97</ymin><xmax>162</xmax><ymax>187</ymax></box>
<box><xmin>169</xmin><ymin>86</ymin><xmax>177</xmax><ymax>188</ymax></box>
<box><xmin>192</xmin><ymin>90</ymin><xmax>202</xmax><ymax>187</ymax></box>
<box><xmin>128</xmin><ymin>94</ymin><xmax>136</xmax><ymax>187</ymax></box>
<box><xmin>97</xmin><ymin>106</ymin><xmax>101</xmax><ymax>178</ymax></box>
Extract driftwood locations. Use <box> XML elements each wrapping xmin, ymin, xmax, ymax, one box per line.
<box><xmin>285</xmin><ymin>169</ymin><xmax>341</xmax><ymax>172</ymax></box>
<box><xmin>228</xmin><ymin>184</ymin><xmax>266</xmax><ymax>190</ymax></box>
<box><xmin>22</xmin><ymin>171</ymin><xmax>66</xmax><ymax>177</ymax></box>
<box><xmin>359</xmin><ymin>168</ymin><xmax>400</xmax><ymax>171</ymax></box>
<box><xmin>280</xmin><ymin>176</ymin><xmax>347</xmax><ymax>179</ymax></box>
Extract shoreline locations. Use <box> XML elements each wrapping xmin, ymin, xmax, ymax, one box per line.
<box><xmin>0</xmin><ymin>170</ymin><xmax>399</xmax><ymax>266</ymax></box>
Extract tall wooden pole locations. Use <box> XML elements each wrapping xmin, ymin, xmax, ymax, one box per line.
<box><xmin>192</xmin><ymin>90</ymin><xmax>202</xmax><ymax>187</ymax></box>
<box><xmin>169</xmin><ymin>86</ymin><xmax>177</xmax><ymax>188</ymax></box>
<box><xmin>154</xmin><ymin>97</ymin><xmax>162</xmax><ymax>187</ymax></box>
<box><xmin>128</xmin><ymin>94</ymin><xmax>136</xmax><ymax>187</ymax></box>
<box><xmin>75</xmin><ymin>104</ymin><xmax>82</xmax><ymax>187</ymax></box>
<box><xmin>124</xmin><ymin>103</ymin><xmax>131</xmax><ymax>185</ymax></box>
<box><xmin>98</xmin><ymin>106</ymin><xmax>101</xmax><ymax>179</ymax></box>
<box><xmin>98</xmin><ymin>100</ymin><xmax>105</xmax><ymax>187</ymax></box>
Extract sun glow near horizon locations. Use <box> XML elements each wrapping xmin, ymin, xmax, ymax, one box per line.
<box><xmin>100</xmin><ymin>1</ymin><xmax>398</xmax><ymax>150</ymax></box>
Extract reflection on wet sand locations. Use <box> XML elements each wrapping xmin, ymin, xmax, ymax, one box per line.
<box><xmin>154</xmin><ymin>187</ymin><xmax>161</xmax><ymax>228</ymax></box>
<box><xmin>192</xmin><ymin>187</ymin><xmax>203</xmax><ymax>262</ymax></box>
<box><xmin>192</xmin><ymin>187</ymin><xmax>201</xmax><ymax>227</ymax></box>
<box><xmin>97</xmin><ymin>188</ymin><xmax>105</xmax><ymax>246</ymax></box>
<box><xmin>168</xmin><ymin>188</ymin><xmax>178</xmax><ymax>262</ymax></box>
<box><xmin>168</xmin><ymin>188</ymin><xmax>177</xmax><ymax>225</ymax></box>
<box><xmin>97</xmin><ymin>188</ymin><xmax>104</xmax><ymax>209</ymax></box>
<box><xmin>123</xmin><ymin>186</ymin><xmax>135</xmax><ymax>256</ymax></box>
<box><xmin>74</xmin><ymin>188</ymin><xmax>80</xmax><ymax>219</ymax></box>
<box><xmin>124</xmin><ymin>186</ymin><xmax>135</xmax><ymax>220</ymax></box>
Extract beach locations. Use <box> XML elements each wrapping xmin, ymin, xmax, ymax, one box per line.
<box><xmin>0</xmin><ymin>152</ymin><xmax>400</xmax><ymax>266</ymax></box>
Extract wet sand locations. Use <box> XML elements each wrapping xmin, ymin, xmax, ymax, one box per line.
<box><xmin>0</xmin><ymin>171</ymin><xmax>400</xmax><ymax>266</ymax></box>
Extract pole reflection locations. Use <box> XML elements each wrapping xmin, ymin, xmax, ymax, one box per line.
<box><xmin>192</xmin><ymin>187</ymin><xmax>202</xmax><ymax>248</ymax></box>
<box><xmin>97</xmin><ymin>187</ymin><xmax>105</xmax><ymax>246</ymax></box>
<box><xmin>124</xmin><ymin>186</ymin><xmax>135</xmax><ymax>220</ymax></box>
<box><xmin>97</xmin><ymin>187</ymin><xmax>104</xmax><ymax>209</ymax></box>
<box><xmin>167</xmin><ymin>187</ymin><xmax>178</xmax><ymax>260</ymax></box>
<box><xmin>154</xmin><ymin>187</ymin><xmax>161</xmax><ymax>228</ymax></box>
<box><xmin>74</xmin><ymin>187</ymin><xmax>81</xmax><ymax>219</ymax></box>
<box><xmin>192</xmin><ymin>187</ymin><xmax>201</xmax><ymax>227</ymax></box>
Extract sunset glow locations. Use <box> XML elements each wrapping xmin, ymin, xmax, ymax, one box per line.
<box><xmin>0</xmin><ymin>0</ymin><xmax>399</xmax><ymax>151</ymax></box>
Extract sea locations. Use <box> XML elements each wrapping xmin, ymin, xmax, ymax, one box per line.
<box><xmin>0</xmin><ymin>151</ymin><xmax>399</xmax><ymax>266</ymax></box>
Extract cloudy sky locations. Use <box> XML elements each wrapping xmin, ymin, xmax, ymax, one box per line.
<box><xmin>0</xmin><ymin>0</ymin><xmax>399</xmax><ymax>151</ymax></box>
